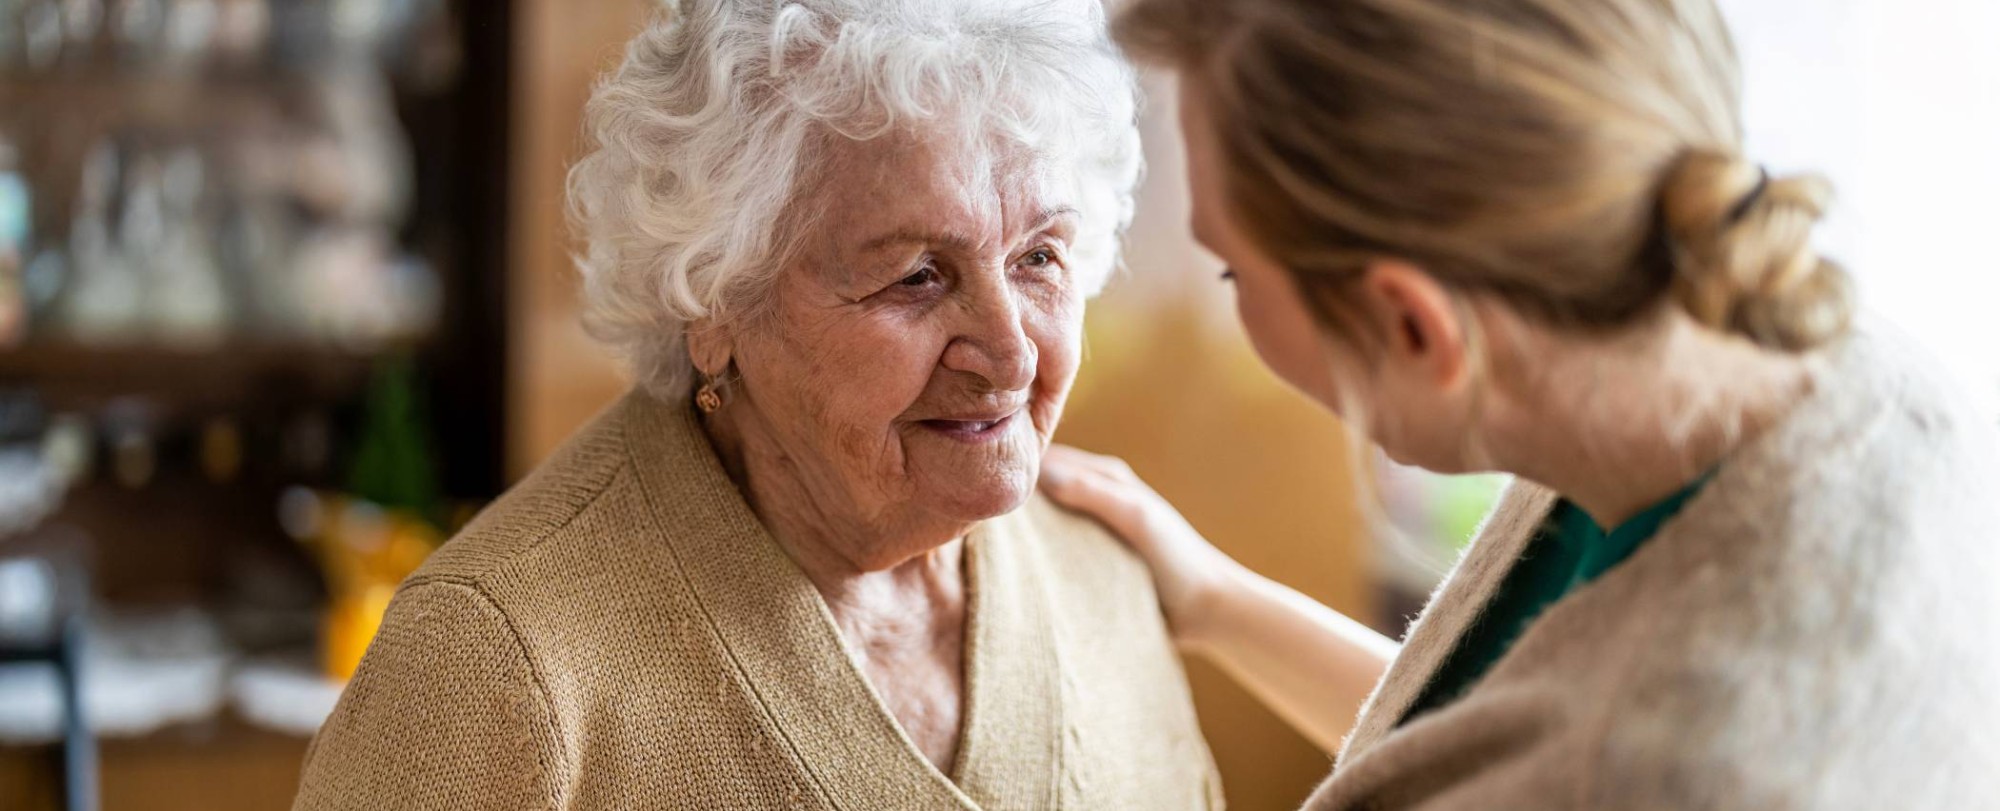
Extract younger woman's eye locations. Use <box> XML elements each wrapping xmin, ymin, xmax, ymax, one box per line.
<box><xmin>1220</xmin><ymin>268</ymin><xmax>1238</xmax><ymax>282</ymax></box>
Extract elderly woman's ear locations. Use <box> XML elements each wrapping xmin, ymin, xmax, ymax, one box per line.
<box><xmin>686</xmin><ymin>322</ymin><xmax>734</xmax><ymax>381</ymax></box>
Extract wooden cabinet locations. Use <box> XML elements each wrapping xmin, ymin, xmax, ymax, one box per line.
<box><xmin>0</xmin><ymin>722</ymin><xmax>309</xmax><ymax>811</ymax></box>
<box><xmin>504</xmin><ymin>0</ymin><xmax>647</xmax><ymax>476</ymax></box>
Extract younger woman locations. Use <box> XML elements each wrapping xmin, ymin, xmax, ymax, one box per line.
<box><xmin>1042</xmin><ymin>0</ymin><xmax>2000</xmax><ymax>806</ymax></box>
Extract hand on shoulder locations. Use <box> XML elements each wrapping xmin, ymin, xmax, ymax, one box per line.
<box><xmin>1037</xmin><ymin>444</ymin><xmax>1247</xmax><ymax>647</ymax></box>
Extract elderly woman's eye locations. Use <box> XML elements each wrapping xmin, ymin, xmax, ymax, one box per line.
<box><xmin>898</xmin><ymin>266</ymin><xmax>941</xmax><ymax>287</ymax></box>
<box><xmin>1021</xmin><ymin>248</ymin><xmax>1057</xmax><ymax>268</ymax></box>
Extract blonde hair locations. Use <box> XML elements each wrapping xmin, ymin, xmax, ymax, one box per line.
<box><xmin>1115</xmin><ymin>0</ymin><xmax>1853</xmax><ymax>355</ymax></box>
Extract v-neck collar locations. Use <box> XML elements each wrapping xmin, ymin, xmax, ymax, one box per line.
<box><xmin>952</xmin><ymin>514</ymin><xmax>1067</xmax><ymax>808</ymax></box>
<box><xmin>1557</xmin><ymin>476</ymin><xmax>1709</xmax><ymax>592</ymax></box>
<box><xmin>1337</xmin><ymin>482</ymin><xmax>1560</xmax><ymax>761</ymax></box>
<box><xmin>620</xmin><ymin>393</ymin><xmax>1066</xmax><ymax>810</ymax></box>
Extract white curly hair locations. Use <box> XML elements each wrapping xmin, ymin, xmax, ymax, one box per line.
<box><xmin>567</xmin><ymin>0</ymin><xmax>1143</xmax><ymax>399</ymax></box>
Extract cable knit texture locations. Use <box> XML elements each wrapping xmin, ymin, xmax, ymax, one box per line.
<box><xmin>1309</xmin><ymin>323</ymin><xmax>2000</xmax><ymax>809</ymax></box>
<box><xmin>292</xmin><ymin>391</ymin><xmax>1221</xmax><ymax>811</ymax></box>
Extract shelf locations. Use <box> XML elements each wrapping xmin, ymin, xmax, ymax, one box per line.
<box><xmin>0</xmin><ymin>66</ymin><xmax>317</xmax><ymax>129</ymax></box>
<box><xmin>0</xmin><ymin>340</ymin><xmax>379</xmax><ymax>407</ymax></box>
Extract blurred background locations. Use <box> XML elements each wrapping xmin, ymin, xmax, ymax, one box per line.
<box><xmin>0</xmin><ymin>0</ymin><xmax>1993</xmax><ymax>809</ymax></box>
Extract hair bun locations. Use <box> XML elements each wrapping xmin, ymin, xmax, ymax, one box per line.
<box><xmin>1658</xmin><ymin>150</ymin><xmax>1854</xmax><ymax>351</ymax></box>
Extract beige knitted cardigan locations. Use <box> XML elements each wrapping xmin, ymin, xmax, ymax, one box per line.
<box><xmin>1306</xmin><ymin>327</ymin><xmax>2000</xmax><ymax>809</ymax></box>
<box><xmin>293</xmin><ymin>392</ymin><xmax>1220</xmax><ymax>811</ymax></box>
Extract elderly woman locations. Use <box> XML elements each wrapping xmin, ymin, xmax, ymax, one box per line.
<box><xmin>291</xmin><ymin>2</ymin><xmax>1220</xmax><ymax>809</ymax></box>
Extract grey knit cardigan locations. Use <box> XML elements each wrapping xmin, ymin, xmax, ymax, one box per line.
<box><xmin>1309</xmin><ymin>326</ymin><xmax>2000</xmax><ymax>810</ymax></box>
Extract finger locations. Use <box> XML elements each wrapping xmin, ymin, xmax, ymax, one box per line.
<box><xmin>1044</xmin><ymin>443</ymin><xmax>1113</xmax><ymax>471</ymax></box>
<box><xmin>1077</xmin><ymin>455</ymin><xmax>1135</xmax><ymax>483</ymax></box>
<box><xmin>1047</xmin><ymin>444</ymin><xmax>1138</xmax><ymax>482</ymax></box>
<box><xmin>1038</xmin><ymin>457</ymin><xmax>1076</xmax><ymax>495</ymax></box>
<box><xmin>1038</xmin><ymin>451</ymin><xmax>1100</xmax><ymax>502</ymax></box>
<box><xmin>1040</xmin><ymin>465</ymin><xmax>1151</xmax><ymax>543</ymax></box>
<box><xmin>1041</xmin><ymin>452</ymin><xmax>1137</xmax><ymax>505</ymax></box>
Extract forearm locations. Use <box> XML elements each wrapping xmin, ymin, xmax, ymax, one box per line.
<box><xmin>1182</xmin><ymin>564</ymin><xmax>1399</xmax><ymax>754</ymax></box>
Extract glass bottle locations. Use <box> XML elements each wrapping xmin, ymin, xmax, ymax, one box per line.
<box><xmin>63</xmin><ymin>140</ymin><xmax>145</xmax><ymax>345</ymax></box>
<box><xmin>149</xmin><ymin>146</ymin><xmax>231</xmax><ymax>348</ymax></box>
<box><xmin>0</xmin><ymin>134</ymin><xmax>30</xmax><ymax>348</ymax></box>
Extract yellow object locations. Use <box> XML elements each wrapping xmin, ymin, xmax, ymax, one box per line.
<box><xmin>294</xmin><ymin>492</ymin><xmax>445</xmax><ymax>681</ymax></box>
<box><xmin>322</xmin><ymin>583</ymin><xmax>397</xmax><ymax>681</ymax></box>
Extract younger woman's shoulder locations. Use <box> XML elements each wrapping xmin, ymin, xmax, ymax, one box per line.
<box><xmin>1832</xmin><ymin>318</ymin><xmax>2000</xmax><ymax>449</ymax></box>
<box><xmin>1813</xmin><ymin>320</ymin><xmax>2000</xmax><ymax>528</ymax></box>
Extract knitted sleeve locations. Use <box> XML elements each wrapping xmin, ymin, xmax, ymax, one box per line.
<box><xmin>293</xmin><ymin>581</ymin><xmax>570</xmax><ymax>811</ymax></box>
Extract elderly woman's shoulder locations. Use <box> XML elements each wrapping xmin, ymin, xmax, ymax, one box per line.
<box><xmin>1006</xmin><ymin>492</ymin><xmax>1161</xmax><ymax>597</ymax></box>
<box><xmin>408</xmin><ymin>399</ymin><xmax>645</xmax><ymax>595</ymax></box>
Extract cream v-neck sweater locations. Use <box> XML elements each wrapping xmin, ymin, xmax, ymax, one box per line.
<box><xmin>292</xmin><ymin>392</ymin><xmax>1221</xmax><ymax>810</ymax></box>
<box><xmin>1307</xmin><ymin>324</ymin><xmax>2000</xmax><ymax>809</ymax></box>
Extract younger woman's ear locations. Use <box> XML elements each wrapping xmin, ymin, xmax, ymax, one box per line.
<box><xmin>685</xmin><ymin>321</ymin><xmax>734</xmax><ymax>378</ymax></box>
<box><xmin>1358</xmin><ymin>259</ymin><xmax>1469</xmax><ymax>389</ymax></box>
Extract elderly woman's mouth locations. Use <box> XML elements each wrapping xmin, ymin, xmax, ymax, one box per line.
<box><xmin>917</xmin><ymin>411</ymin><xmax>1020</xmax><ymax>442</ymax></box>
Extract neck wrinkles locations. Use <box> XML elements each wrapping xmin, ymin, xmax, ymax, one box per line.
<box><xmin>697</xmin><ymin>401</ymin><xmax>971</xmax><ymax>613</ymax></box>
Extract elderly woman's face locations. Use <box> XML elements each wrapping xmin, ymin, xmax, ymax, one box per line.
<box><xmin>720</xmin><ymin>127</ymin><xmax>1086</xmax><ymax>562</ymax></box>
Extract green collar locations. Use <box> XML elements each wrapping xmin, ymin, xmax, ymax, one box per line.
<box><xmin>1554</xmin><ymin>475</ymin><xmax>1711</xmax><ymax>592</ymax></box>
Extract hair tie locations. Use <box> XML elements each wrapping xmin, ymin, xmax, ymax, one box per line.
<box><xmin>1726</xmin><ymin>167</ymin><xmax>1771</xmax><ymax>225</ymax></box>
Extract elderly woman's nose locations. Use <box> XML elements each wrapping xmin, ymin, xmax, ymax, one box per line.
<box><xmin>941</xmin><ymin>289</ymin><xmax>1038</xmax><ymax>390</ymax></box>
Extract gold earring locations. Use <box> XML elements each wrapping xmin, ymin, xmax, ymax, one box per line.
<box><xmin>695</xmin><ymin>375</ymin><xmax>724</xmax><ymax>414</ymax></box>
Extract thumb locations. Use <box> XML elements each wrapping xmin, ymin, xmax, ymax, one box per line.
<box><xmin>1039</xmin><ymin>459</ymin><xmax>1150</xmax><ymax>545</ymax></box>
